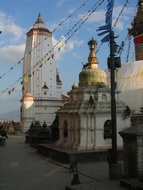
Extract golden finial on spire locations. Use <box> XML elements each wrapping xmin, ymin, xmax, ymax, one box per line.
<box><xmin>35</xmin><ymin>13</ymin><xmax>44</xmax><ymax>24</ymax></box>
<box><xmin>88</xmin><ymin>37</ymin><xmax>98</xmax><ymax>68</ymax></box>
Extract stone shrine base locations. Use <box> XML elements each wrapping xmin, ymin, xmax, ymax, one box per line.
<box><xmin>37</xmin><ymin>143</ymin><xmax>123</xmax><ymax>164</ymax></box>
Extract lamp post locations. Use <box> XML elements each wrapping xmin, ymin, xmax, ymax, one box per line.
<box><xmin>108</xmin><ymin>30</ymin><xmax>122</xmax><ymax>180</ymax></box>
<box><xmin>110</xmin><ymin>30</ymin><xmax>117</xmax><ymax>164</ymax></box>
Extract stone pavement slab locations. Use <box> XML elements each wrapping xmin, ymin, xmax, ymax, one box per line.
<box><xmin>0</xmin><ymin>134</ymin><xmax>125</xmax><ymax>190</ymax></box>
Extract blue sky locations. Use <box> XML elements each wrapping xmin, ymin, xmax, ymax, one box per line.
<box><xmin>0</xmin><ymin>0</ymin><xmax>137</xmax><ymax>115</ymax></box>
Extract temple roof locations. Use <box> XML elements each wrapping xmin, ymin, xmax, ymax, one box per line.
<box><xmin>22</xmin><ymin>91</ymin><xmax>34</xmax><ymax>102</ymax></box>
<box><xmin>28</xmin><ymin>13</ymin><xmax>51</xmax><ymax>34</ymax></box>
<box><xmin>42</xmin><ymin>82</ymin><xmax>48</xmax><ymax>89</ymax></box>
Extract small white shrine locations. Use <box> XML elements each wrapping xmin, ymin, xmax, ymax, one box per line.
<box><xmin>56</xmin><ymin>37</ymin><xmax>130</xmax><ymax>150</ymax></box>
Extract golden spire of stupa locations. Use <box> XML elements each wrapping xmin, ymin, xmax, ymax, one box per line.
<box><xmin>88</xmin><ymin>37</ymin><xmax>98</xmax><ymax>68</ymax></box>
<box><xmin>35</xmin><ymin>13</ymin><xmax>44</xmax><ymax>24</ymax></box>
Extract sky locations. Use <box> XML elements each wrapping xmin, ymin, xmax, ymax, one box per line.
<box><xmin>0</xmin><ymin>0</ymin><xmax>137</xmax><ymax>115</ymax></box>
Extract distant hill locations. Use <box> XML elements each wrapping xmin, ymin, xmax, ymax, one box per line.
<box><xmin>0</xmin><ymin>110</ymin><xmax>20</xmax><ymax>121</ymax></box>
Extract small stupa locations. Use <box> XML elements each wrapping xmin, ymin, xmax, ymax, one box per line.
<box><xmin>56</xmin><ymin>37</ymin><xmax>130</xmax><ymax>150</ymax></box>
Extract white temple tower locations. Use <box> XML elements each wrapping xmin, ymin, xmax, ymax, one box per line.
<box><xmin>21</xmin><ymin>14</ymin><xmax>62</xmax><ymax>131</ymax></box>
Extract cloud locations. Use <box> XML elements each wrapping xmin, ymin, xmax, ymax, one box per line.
<box><xmin>46</xmin><ymin>20</ymin><xmax>61</xmax><ymax>32</ymax></box>
<box><xmin>56</xmin><ymin>0</ymin><xmax>67</xmax><ymax>8</ymax></box>
<box><xmin>76</xmin><ymin>4</ymin><xmax>134</xmax><ymax>32</ymax></box>
<box><xmin>72</xmin><ymin>52</ymin><xmax>82</xmax><ymax>59</ymax></box>
<box><xmin>0</xmin><ymin>11</ymin><xmax>26</xmax><ymax>45</ymax></box>
<box><xmin>52</xmin><ymin>35</ymin><xmax>84</xmax><ymax>61</ymax></box>
<box><xmin>77</xmin><ymin>9</ymin><xmax>105</xmax><ymax>24</ymax></box>
<box><xmin>112</xmin><ymin>6</ymin><xmax>134</xmax><ymax>31</ymax></box>
<box><xmin>0</xmin><ymin>44</ymin><xmax>25</xmax><ymax>64</ymax></box>
<box><xmin>68</xmin><ymin>8</ymin><xmax>76</xmax><ymax>14</ymax></box>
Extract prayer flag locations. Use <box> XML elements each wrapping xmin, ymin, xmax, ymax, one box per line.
<box><xmin>24</xmin><ymin>77</ymin><xmax>29</xmax><ymax>83</ymax></box>
<box><xmin>8</xmin><ymin>91</ymin><xmax>11</xmax><ymax>95</ymax></box>
<box><xmin>12</xmin><ymin>87</ymin><xmax>15</xmax><ymax>92</ymax></box>
<box><xmin>51</xmin><ymin>54</ymin><xmax>54</xmax><ymax>59</ymax></box>
<box><xmin>4</xmin><ymin>93</ymin><xmax>7</xmax><ymax>99</ymax></box>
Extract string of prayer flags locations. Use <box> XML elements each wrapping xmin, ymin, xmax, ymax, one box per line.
<box><xmin>64</xmin><ymin>0</ymin><xmax>105</xmax><ymax>45</ymax></box>
<box><xmin>0</xmin><ymin>0</ymin><xmax>100</xmax><ymax>82</ymax></box>
<box><xmin>112</xmin><ymin>0</ymin><xmax>128</xmax><ymax>29</ymax></box>
<box><xmin>117</xmin><ymin>34</ymin><xmax>128</xmax><ymax>55</ymax></box>
<box><xmin>1</xmin><ymin>0</ymin><xmax>105</xmax><ymax>98</ymax></box>
<box><xmin>52</xmin><ymin>0</ymin><xmax>89</xmax><ymax>33</ymax></box>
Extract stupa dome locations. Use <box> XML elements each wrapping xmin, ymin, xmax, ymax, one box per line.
<box><xmin>79</xmin><ymin>68</ymin><xmax>107</xmax><ymax>87</ymax></box>
<box><xmin>72</xmin><ymin>83</ymin><xmax>79</xmax><ymax>89</ymax></box>
<box><xmin>79</xmin><ymin>37</ymin><xmax>107</xmax><ymax>87</ymax></box>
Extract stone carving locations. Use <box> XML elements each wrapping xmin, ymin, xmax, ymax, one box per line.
<box><xmin>89</xmin><ymin>95</ymin><xmax>94</xmax><ymax>107</ymax></box>
<box><xmin>82</xmin><ymin>62</ymin><xmax>89</xmax><ymax>70</ymax></box>
<box><xmin>123</xmin><ymin>106</ymin><xmax>131</xmax><ymax>119</ymax></box>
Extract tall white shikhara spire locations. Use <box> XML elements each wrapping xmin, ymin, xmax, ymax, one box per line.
<box><xmin>21</xmin><ymin>13</ymin><xmax>62</xmax><ymax>132</ymax></box>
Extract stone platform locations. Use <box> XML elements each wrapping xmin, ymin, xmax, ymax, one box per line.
<box><xmin>37</xmin><ymin>143</ymin><xmax>123</xmax><ymax>164</ymax></box>
<box><xmin>120</xmin><ymin>178</ymin><xmax>143</xmax><ymax>190</ymax></box>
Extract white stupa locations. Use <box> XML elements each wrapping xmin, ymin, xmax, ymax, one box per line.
<box><xmin>56</xmin><ymin>37</ymin><xmax>130</xmax><ymax>150</ymax></box>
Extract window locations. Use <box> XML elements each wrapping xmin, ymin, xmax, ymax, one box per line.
<box><xmin>63</xmin><ymin>120</ymin><xmax>68</xmax><ymax>137</ymax></box>
<box><xmin>102</xmin><ymin>94</ymin><xmax>107</xmax><ymax>101</ymax></box>
<box><xmin>104</xmin><ymin>120</ymin><xmax>112</xmax><ymax>139</ymax></box>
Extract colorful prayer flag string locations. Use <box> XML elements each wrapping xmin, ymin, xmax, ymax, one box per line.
<box><xmin>0</xmin><ymin>0</ymin><xmax>89</xmax><ymax>81</ymax></box>
<box><xmin>1</xmin><ymin>0</ymin><xmax>105</xmax><ymax>97</ymax></box>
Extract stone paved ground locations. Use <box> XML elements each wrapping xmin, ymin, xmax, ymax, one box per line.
<box><xmin>0</xmin><ymin>133</ymin><xmax>125</xmax><ymax>190</ymax></box>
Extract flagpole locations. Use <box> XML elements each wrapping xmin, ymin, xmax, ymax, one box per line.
<box><xmin>108</xmin><ymin>30</ymin><xmax>122</xmax><ymax>180</ymax></box>
<box><xmin>97</xmin><ymin>0</ymin><xmax>122</xmax><ymax>180</ymax></box>
<box><xmin>110</xmin><ymin>30</ymin><xmax>117</xmax><ymax>164</ymax></box>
